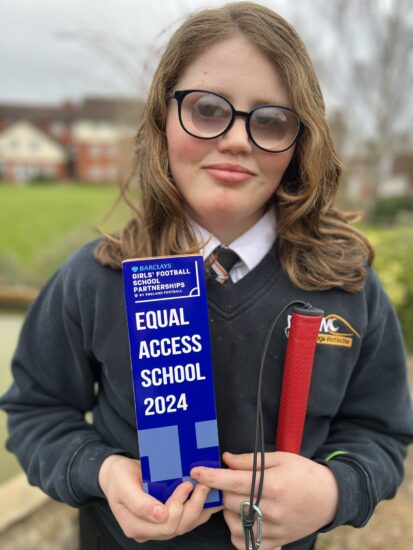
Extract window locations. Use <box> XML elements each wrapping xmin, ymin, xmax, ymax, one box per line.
<box><xmin>89</xmin><ymin>165</ymin><xmax>103</xmax><ymax>181</ymax></box>
<box><xmin>90</xmin><ymin>144</ymin><xmax>101</xmax><ymax>157</ymax></box>
<box><xmin>14</xmin><ymin>164</ymin><xmax>35</xmax><ymax>182</ymax></box>
<box><xmin>44</xmin><ymin>165</ymin><xmax>56</xmax><ymax>177</ymax></box>
<box><xmin>106</xmin><ymin>166</ymin><xmax>117</xmax><ymax>180</ymax></box>
<box><xmin>109</xmin><ymin>144</ymin><xmax>118</xmax><ymax>156</ymax></box>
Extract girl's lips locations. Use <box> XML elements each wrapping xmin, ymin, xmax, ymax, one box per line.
<box><xmin>203</xmin><ymin>164</ymin><xmax>256</xmax><ymax>183</ymax></box>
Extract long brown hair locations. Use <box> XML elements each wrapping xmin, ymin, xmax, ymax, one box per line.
<box><xmin>95</xmin><ymin>1</ymin><xmax>373</xmax><ymax>292</ymax></box>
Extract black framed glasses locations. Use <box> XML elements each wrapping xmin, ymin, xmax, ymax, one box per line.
<box><xmin>166</xmin><ymin>89</ymin><xmax>301</xmax><ymax>153</ymax></box>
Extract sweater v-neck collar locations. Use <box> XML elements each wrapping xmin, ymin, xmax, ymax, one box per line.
<box><xmin>207</xmin><ymin>242</ymin><xmax>283</xmax><ymax>318</ymax></box>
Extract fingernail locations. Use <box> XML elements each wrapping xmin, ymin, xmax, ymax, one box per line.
<box><xmin>153</xmin><ymin>504</ymin><xmax>165</xmax><ymax>520</ymax></box>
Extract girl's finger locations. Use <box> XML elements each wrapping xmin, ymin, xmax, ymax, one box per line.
<box><xmin>222</xmin><ymin>451</ymin><xmax>283</xmax><ymax>470</ymax></box>
<box><xmin>126</xmin><ymin>482</ymin><xmax>194</xmax><ymax>541</ymax></box>
<box><xmin>190</xmin><ymin>466</ymin><xmax>252</xmax><ymax>494</ymax></box>
<box><xmin>165</xmin><ymin>481</ymin><xmax>195</xmax><ymax>521</ymax></box>
<box><xmin>223</xmin><ymin>491</ymin><xmax>252</xmax><ymax>514</ymax></box>
<box><xmin>223</xmin><ymin>509</ymin><xmax>243</xmax><ymax>538</ymax></box>
<box><xmin>175</xmin><ymin>483</ymin><xmax>222</xmax><ymax>534</ymax></box>
<box><xmin>115</xmin><ymin>505</ymin><xmax>172</xmax><ymax>541</ymax></box>
<box><xmin>122</xmin><ymin>488</ymin><xmax>169</xmax><ymax>523</ymax></box>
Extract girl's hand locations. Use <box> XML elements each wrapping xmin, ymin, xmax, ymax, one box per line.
<box><xmin>191</xmin><ymin>451</ymin><xmax>338</xmax><ymax>550</ymax></box>
<box><xmin>99</xmin><ymin>455</ymin><xmax>222</xmax><ymax>542</ymax></box>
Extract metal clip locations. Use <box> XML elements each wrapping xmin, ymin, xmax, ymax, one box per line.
<box><xmin>240</xmin><ymin>500</ymin><xmax>263</xmax><ymax>550</ymax></box>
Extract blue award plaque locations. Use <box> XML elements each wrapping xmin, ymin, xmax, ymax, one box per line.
<box><xmin>122</xmin><ymin>255</ymin><xmax>222</xmax><ymax>507</ymax></box>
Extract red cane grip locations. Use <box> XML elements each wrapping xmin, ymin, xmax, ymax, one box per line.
<box><xmin>276</xmin><ymin>306</ymin><xmax>323</xmax><ymax>454</ymax></box>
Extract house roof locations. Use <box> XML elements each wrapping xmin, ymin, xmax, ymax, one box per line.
<box><xmin>0</xmin><ymin>97</ymin><xmax>145</xmax><ymax>127</ymax></box>
<box><xmin>0</xmin><ymin>103</ymin><xmax>74</xmax><ymax>125</ymax></box>
<box><xmin>79</xmin><ymin>97</ymin><xmax>145</xmax><ymax>124</ymax></box>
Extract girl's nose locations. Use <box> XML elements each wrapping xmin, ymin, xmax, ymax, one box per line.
<box><xmin>216</xmin><ymin>117</ymin><xmax>253</xmax><ymax>155</ymax></box>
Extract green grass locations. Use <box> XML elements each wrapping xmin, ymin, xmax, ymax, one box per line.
<box><xmin>0</xmin><ymin>182</ymin><xmax>131</xmax><ymax>286</ymax></box>
<box><xmin>0</xmin><ymin>182</ymin><xmax>132</xmax><ymax>483</ymax></box>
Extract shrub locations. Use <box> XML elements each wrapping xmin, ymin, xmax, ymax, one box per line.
<box><xmin>364</xmin><ymin>226</ymin><xmax>413</xmax><ymax>352</ymax></box>
<box><xmin>370</xmin><ymin>195</ymin><xmax>413</xmax><ymax>226</ymax></box>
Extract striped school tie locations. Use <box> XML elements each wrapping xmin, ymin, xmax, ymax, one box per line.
<box><xmin>208</xmin><ymin>246</ymin><xmax>240</xmax><ymax>284</ymax></box>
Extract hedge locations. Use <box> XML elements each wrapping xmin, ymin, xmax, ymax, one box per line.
<box><xmin>364</xmin><ymin>226</ymin><xmax>413</xmax><ymax>352</ymax></box>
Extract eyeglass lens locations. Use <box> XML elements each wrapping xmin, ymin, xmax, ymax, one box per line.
<box><xmin>179</xmin><ymin>91</ymin><xmax>299</xmax><ymax>152</ymax></box>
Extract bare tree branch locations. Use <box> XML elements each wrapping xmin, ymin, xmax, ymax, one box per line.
<box><xmin>295</xmin><ymin>0</ymin><xmax>413</xmax><ymax>200</ymax></box>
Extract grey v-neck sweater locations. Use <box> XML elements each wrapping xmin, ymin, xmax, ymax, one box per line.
<box><xmin>1</xmin><ymin>240</ymin><xmax>412</xmax><ymax>549</ymax></box>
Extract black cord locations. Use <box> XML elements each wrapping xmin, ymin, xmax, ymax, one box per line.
<box><xmin>244</xmin><ymin>300</ymin><xmax>309</xmax><ymax>550</ymax></box>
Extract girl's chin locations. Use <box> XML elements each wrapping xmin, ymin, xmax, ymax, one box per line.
<box><xmin>190</xmin><ymin>205</ymin><xmax>264</xmax><ymax>236</ymax></box>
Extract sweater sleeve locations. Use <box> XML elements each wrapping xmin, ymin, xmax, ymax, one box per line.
<box><xmin>0</xmin><ymin>254</ymin><xmax>129</xmax><ymax>507</ymax></box>
<box><xmin>314</xmin><ymin>277</ymin><xmax>413</xmax><ymax>530</ymax></box>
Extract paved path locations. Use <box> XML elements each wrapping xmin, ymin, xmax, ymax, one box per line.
<box><xmin>318</xmin><ymin>359</ymin><xmax>413</xmax><ymax>549</ymax></box>
<box><xmin>0</xmin><ymin>314</ymin><xmax>23</xmax><ymax>394</ymax></box>
<box><xmin>0</xmin><ymin>314</ymin><xmax>24</xmax><ymax>483</ymax></box>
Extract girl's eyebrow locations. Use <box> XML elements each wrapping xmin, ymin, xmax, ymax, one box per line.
<box><xmin>190</xmin><ymin>87</ymin><xmax>291</xmax><ymax>108</ymax></box>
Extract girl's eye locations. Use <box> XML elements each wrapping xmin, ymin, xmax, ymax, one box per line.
<box><xmin>254</xmin><ymin>113</ymin><xmax>284</xmax><ymax>127</ymax></box>
<box><xmin>196</xmin><ymin>104</ymin><xmax>224</xmax><ymax>117</ymax></box>
<box><xmin>252</xmin><ymin>108</ymin><xmax>289</xmax><ymax>138</ymax></box>
<box><xmin>194</xmin><ymin>97</ymin><xmax>230</xmax><ymax>118</ymax></box>
<box><xmin>255</xmin><ymin>116</ymin><xmax>277</xmax><ymax>126</ymax></box>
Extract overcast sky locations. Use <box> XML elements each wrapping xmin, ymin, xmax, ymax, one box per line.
<box><xmin>0</xmin><ymin>0</ymin><xmax>294</xmax><ymax>106</ymax></box>
<box><xmin>2</xmin><ymin>0</ymin><xmax>412</xmax><ymax>139</ymax></box>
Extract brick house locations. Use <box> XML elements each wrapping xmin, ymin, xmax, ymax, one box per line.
<box><xmin>0</xmin><ymin>120</ymin><xmax>67</xmax><ymax>182</ymax></box>
<box><xmin>0</xmin><ymin>97</ymin><xmax>144</xmax><ymax>183</ymax></box>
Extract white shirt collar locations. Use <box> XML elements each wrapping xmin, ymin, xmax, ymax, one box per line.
<box><xmin>190</xmin><ymin>207</ymin><xmax>277</xmax><ymax>273</ymax></box>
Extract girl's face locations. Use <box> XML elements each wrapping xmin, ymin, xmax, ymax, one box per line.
<box><xmin>166</xmin><ymin>35</ymin><xmax>295</xmax><ymax>244</ymax></box>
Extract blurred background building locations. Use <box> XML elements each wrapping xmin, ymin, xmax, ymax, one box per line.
<box><xmin>0</xmin><ymin>98</ymin><xmax>143</xmax><ymax>183</ymax></box>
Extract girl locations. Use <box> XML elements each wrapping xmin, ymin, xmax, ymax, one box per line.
<box><xmin>1</xmin><ymin>3</ymin><xmax>412</xmax><ymax>550</ymax></box>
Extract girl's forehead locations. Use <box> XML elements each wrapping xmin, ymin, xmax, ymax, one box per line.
<box><xmin>176</xmin><ymin>36</ymin><xmax>290</xmax><ymax>106</ymax></box>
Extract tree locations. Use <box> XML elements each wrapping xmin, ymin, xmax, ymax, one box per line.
<box><xmin>296</xmin><ymin>0</ymin><xmax>413</xmax><ymax>204</ymax></box>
